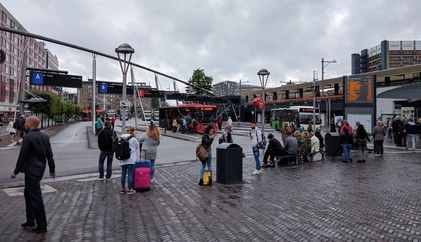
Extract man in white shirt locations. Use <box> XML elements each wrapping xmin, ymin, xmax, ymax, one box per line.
<box><xmin>249</xmin><ymin>121</ymin><xmax>262</xmax><ymax>175</ymax></box>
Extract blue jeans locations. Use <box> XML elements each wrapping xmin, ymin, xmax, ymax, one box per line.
<box><xmin>200</xmin><ymin>151</ymin><xmax>213</xmax><ymax>179</ymax></box>
<box><xmin>98</xmin><ymin>151</ymin><xmax>114</xmax><ymax>179</ymax></box>
<box><xmin>24</xmin><ymin>174</ymin><xmax>47</xmax><ymax>229</ymax></box>
<box><xmin>407</xmin><ymin>134</ymin><xmax>416</xmax><ymax>150</ymax></box>
<box><xmin>150</xmin><ymin>159</ymin><xmax>156</xmax><ymax>179</ymax></box>
<box><xmin>252</xmin><ymin>147</ymin><xmax>261</xmax><ymax>170</ymax></box>
<box><xmin>342</xmin><ymin>143</ymin><xmax>352</xmax><ymax>161</ymax></box>
<box><xmin>387</xmin><ymin>128</ymin><xmax>393</xmax><ymax>140</ymax></box>
<box><xmin>121</xmin><ymin>164</ymin><xmax>134</xmax><ymax>190</ymax></box>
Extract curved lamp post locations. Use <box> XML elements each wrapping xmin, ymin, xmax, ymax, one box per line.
<box><xmin>257</xmin><ymin>69</ymin><xmax>270</xmax><ymax>132</ymax></box>
<box><xmin>115</xmin><ymin>43</ymin><xmax>135</xmax><ymax>133</ymax></box>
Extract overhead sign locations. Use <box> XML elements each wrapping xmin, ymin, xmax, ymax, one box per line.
<box><xmin>99</xmin><ymin>83</ymin><xmax>108</xmax><ymax>94</ymax></box>
<box><xmin>29</xmin><ymin>71</ymin><xmax>82</xmax><ymax>88</ymax></box>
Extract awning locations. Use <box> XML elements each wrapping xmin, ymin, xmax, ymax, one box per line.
<box><xmin>377</xmin><ymin>82</ymin><xmax>421</xmax><ymax>102</ymax></box>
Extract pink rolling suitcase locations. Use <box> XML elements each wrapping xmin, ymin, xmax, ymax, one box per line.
<box><xmin>133</xmin><ymin>149</ymin><xmax>151</xmax><ymax>191</ymax></box>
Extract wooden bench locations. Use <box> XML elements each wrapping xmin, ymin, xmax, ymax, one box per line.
<box><xmin>273</xmin><ymin>153</ymin><xmax>300</xmax><ymax>168</ymax></box>
<box><xmin>307</xmin><ymin>151</ymin><xmax>325</xmax><ymax>162</ymax></box>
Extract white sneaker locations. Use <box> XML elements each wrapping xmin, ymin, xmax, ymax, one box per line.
<box><xmin>97</xmin><ymin>177</ymin><xmax>104</xmax><ymax>181</ymax></box>
<box><xmin>251</xmin><ymin>169</ymin><xmax>262</xmax><ymax>175</ymax></box>
<box><xmin>150</xmin><ymin>179</ymin><xmax>154</xmax><ymax>183</ymax></box>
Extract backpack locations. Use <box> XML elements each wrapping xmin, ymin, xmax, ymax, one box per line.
<box><xmin>257</xmin><ymin>129</ymin><xmax>267</xmax><ymax>149</ymax></box>
<box><xmin>111</xmin><ymin>131</ymin><xmax>118</xmax><ymax>152</ymax></box>
<box><xmin>115</xmin><ymin>136</ymin><xmax>133</xmax><ymax>160</ymax></box>
<box><xmin>219</xmin><ymin>132</ymin><xmax>227</xmax><ymax>144</ymax></box>
<box><xmin>397</xmin><ymin>122</ymin><xmax>406</xmax><ymax>133</ymax></box>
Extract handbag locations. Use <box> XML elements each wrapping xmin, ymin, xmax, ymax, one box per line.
<box><xmin>196</xmin><ymin>142</ymin><xmax>208</xmax><ymax>162</ymax></box>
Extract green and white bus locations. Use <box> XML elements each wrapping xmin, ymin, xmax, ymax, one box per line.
<box><xmin>270</xmin><ymin>108</ymin><xmax>299</xmax><ymax>131</ymax></box>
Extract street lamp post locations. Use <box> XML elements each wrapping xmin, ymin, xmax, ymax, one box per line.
<box><xmin>327</xmin><ymin>90</ymin><xmax>333</xmax><ymax>126</ymax></box>
<box><xmin>115</xmin><ymin>43</ymin><xmax>135</xmax><ymax>133</ymax></box>
<box><xmin>238</xmin><ymin>79</ymin><xmax>249</xmax><ymax>127</ymax></box>
<box><xmin>321</xmin><ymin>58</ymin><xmax>336</xmax><ymax>130</ymax></box>
<box><xmin>311</xmin><ymin>81</ymin><xmax>317</xmax><ymax>126</ymax></box>
<box><xmin>257</xmin><ymin>69</ymin><xmax>270</xmax><ymax>132</ymax></box>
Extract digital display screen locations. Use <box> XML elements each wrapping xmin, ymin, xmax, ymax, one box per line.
<box><xmin>345</xmin><ymin>75</ymin><xmax>374</xmax><ymax>103</ymax></box>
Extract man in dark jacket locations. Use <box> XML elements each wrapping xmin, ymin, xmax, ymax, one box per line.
<box><xmin>14</xmin><ymin>114</ymin><xmax>25</xmax><ymax>144</ymax></box>
<box><xmin>10</xmin><ymin>116</ymin><xmax>56</xmax><ymax>234</ymax></box>
<box><xmin>262</xmin><ymin>133</ymin><xmax>286</xmax><ymax>167</ymax></box>
<box><xmin>392</xmin><ymin>116</ymin><xmax>404</xmax><ymax>147</ymax></box>
<box><xmin>97</xmin><ymin>120</ymin><xmax>115</xmax><ymax>181</ymax></box>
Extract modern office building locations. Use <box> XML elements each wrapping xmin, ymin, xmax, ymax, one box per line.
<box><xmin>213</xmin><ymin>81</ymin><xmax>237</xmax><ymax>96</ymax></box>
<box><xmin>352</xmin><ymin>40</ymin><xmax>421</xmax><ymax>74</ymax></box>
<box><xmin>0</xmin><ymin>3</ymin><xmax>59</xmax><ymax>115</ymax></box>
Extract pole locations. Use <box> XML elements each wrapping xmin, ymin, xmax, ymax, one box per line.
<box><xmin>262</xmin><ymin>88</ymin><xmax>265</xmax><ymax>132</ymax></box>
<box><xmin>131</xmin><ymin>67</ymin><xmax>138</xmax><ymax>130</ymax></box>
<box><xmin>238</xmin><ymin>79</ymin><xmax>241</xmax><ymax>127</ymax></box>
<box><xmin>92</xmin><ymin>54</ymin><xmax>96</xmax><ymax>133</ymax></box>
<box><xmin>312</xmin><ymin>85</ymin><xmax>316</xmax><ymax>127</ymax></box>
<box><xmin>19</xmin><ymin>36</ymin><xmax>28</xmax><ymax>117</ymax></box>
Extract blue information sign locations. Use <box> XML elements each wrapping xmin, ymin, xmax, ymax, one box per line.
<box><xmin>99</xmin><ymin>83</ymin><xmax>108</xmax><ymax>93</ymax></box>
<box><xmin>32</xmin><ymin>72</ymin><xmax>44</xmax><ymax>85</ymax></box>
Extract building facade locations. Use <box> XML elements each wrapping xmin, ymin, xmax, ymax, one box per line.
<box><xmin>352</xmin><ymin>40</ymin><xmax>421</xmax><ymax>74</ymax></box>
<box><xmin>0</xmin><ymin>3</ymin><xmax>59</xmax><ymax>116</ymax></box>
<box><xmin>213</xmin><ymin>81</ymin><xmax>237</xmax><ymax>96</ymax></box>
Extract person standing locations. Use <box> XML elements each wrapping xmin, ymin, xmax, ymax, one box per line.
<box><xmin>10</xmin><ymin>116</ymin><xmax>56</xmax><ymax>234</ymax></box>
<box><xmin>405</xmin><ymin>117</ymin><xmax>417</xmax><ymax>152</ymax></box>
<box><xmin>339</xmin><ymin>127</ymin><xmax>353</xmax><ymax>163</ymax></box>
<box><xmin>283</xmin><ymin>130</ymin><xmax>298</xmax><ymax>166</ymax></box>
<box><xmin>6</xmin><ymin>118</ymin><xmax>16</xmax><ymax>142</ymax></box>
<box><xmin>111</xmin><ymin>116</ymin><xmax>116</xmax><ymax>130</ymax></box>
<box><xmin>227</xmin><ymin>116</ymin><xmax>232</xmax><ymax>125</ymax></box>
<box><xmin>97</xmin><ymin>121</ymin><xmax>115</xmax><ymax>181</ymax></box>
<box><xmin>262</xmin><ymin>133</ymin><xmax>285</xmax><ymax>167</ymax></box>
<box><xmin>280</xmin><ymin>122</ymin><xmax>290</xmax><ymax>142</ymax></box>
<box><xmin>386</xmin><ymin>117</ymin><xmax>393</xmax><ymax>141</ymax></box>
<box><xmin>15</xmin><ymin>114</ymin><xmax>25</xmax><ymax>144</ymax></box>
<box><xmin>118</xmin><ymin>126</ymin><xmax>139</xmax><ymax>194</ymax></box>
<box><xmin>217</xmin><ymin>116</ymin><xmax>223</xmax><ymax>131</ymax></box>
<box><xmin>372</xmin><ymin>120</ymin><xmax>386</xmax><ymax>156</ymax></box>
<box><xmin>355</xmin><ymin>125</ymin><xmax>370</xmax><ymax>163</ymax></box>
<box><xmin>96</xmin><ymin>114</ymin><xmax>104</xmax><ymax>135</ymax></box>
<box><xmin>250</xmin><ymin>121</ymin><xmax>262</xmax><ymax>175</ymax></box>
<box><xmin>199</xmin><ymin>124</ymin><xmax>215</xmax><ymax>185</ymax></box>
<box><xmin>392</xmin><ymin>116</ymin><xmax>404</xmax><ymax>147</ymax></box>
<box><xmin>138</xmin><ymin>123</ymin><xmax>161</xmax><ymax>183</ymax></box>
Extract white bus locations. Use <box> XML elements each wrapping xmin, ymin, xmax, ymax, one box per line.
<box><xmin>288</xmin><ymin>106</ymin><xmax>321</xmax><ymax>130</ymax></box>
<box><xmin>143</xmin><ymin>110</ymin><xmax>152</xmax><ymax>121</ymax></box>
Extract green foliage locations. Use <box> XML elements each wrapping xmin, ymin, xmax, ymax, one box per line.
<box><xmin>25</xmin><ymin>90</ymin><xmax>82</xmax><ymax>117</ymax></box>
<box><xmin>185</xmin><ymin>69</ymin><xmax>213</xmax><ymax>95</ymax></box>
<box><xmin>151</xmin><ymin>97</ymin><xmax>160</xmax><ymax>109</ymax></box>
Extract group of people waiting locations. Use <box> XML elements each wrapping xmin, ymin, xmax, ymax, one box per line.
<box><xmin>387</xmin><ymin>115</ymin><xmax>421</xmax><ymax>151</ymax></box>
<box><xmin>172</xmin><ymin>114</ymin><xmax>198</xmax><ymax>134</ymax></box>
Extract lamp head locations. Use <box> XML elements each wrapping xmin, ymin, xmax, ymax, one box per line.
<box><xmin>115</xmin><ymin>43</ymin><xmax>135</xmax><ymax>54</ymax></box>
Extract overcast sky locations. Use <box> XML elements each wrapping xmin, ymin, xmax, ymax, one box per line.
<box><xmin>2</xmin><ymin>0</ymin><xmax>421</xmax><ymax>92</ymax></box>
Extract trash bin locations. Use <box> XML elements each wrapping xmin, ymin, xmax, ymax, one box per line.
<box><xmin>216</xmin><ymin>143</ymin><xmax>243</xmax><ymax>184</ymax></box>
<box><xmin>324</xmin><ymin>132</ymin><xmax>342</xmax><ymax>157</ymax></box>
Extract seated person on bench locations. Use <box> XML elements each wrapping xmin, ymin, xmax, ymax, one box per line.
<box><xmin>281</xmin><ymin>130</ymin><xmax>299</xmax><ymax>166</ymax></box>
<box><xmin>262</xmin><ymin>133</ymin><xmax>285</xmax><ymax>167</ymax></box>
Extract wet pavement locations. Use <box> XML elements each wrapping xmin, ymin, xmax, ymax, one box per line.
<box><xmin>1</xmin><ymin>123</ymin><xmax>421</xmax><ymax>241</ymax></box>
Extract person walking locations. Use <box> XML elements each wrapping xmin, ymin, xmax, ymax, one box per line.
<box><xmin>118</xmin><ymin>126</ymin><xmax>139</xmax><ymax>194</ymax></box>
<box><xmin>10</xmin><ymin>116</ymin><xmax>56</xmax><ymax>234</ymax></box>
<box><xmin>405</xmin><ymin>117</ymin><xmax>417</xmax><ymax>152</ymax></box>
<box><xmin>372</xmin><ymin>120</ymin><xmax>386</xmax><ymax>156</ymax></box>
<box><xmin>339</xmin><ymin>127</ymin><xmax>353</xmax><ymax>163</ymax></box>
<box><xmin>6</xmin><ymin>118</ymin><xmax>16</xmax><ymax>142</ymax></box>
<box><xmin>355</xmin><ymin>125</ymin><xmax>370</xmax><ymax>163</ymax></box>
<box><xmin>199</xmin><ymin>124</ymin><xmax>215</xmax><ymax>185</ymax></box>
<box><xmin>96</xmin><ymin>114</ymin><xmax>104</xmax><ymax>135</ymax></box>
<box><xmin>386</xmin><ymin>117</ymin><xmax>393</xmax><ymax>141</ymax></box>
<box><xmin>15</xmin><ymin>114</ymin><xmax>25</xmax><ymax>144</ymax></box>
<box><xmin>217</xmin><ymin>116</ymin><xmax>223</xmax><ymax>131</ymax></box>
<box><xmin>227</xmin><ymin>116</ymin><xmax>233</xmax><ymax>125</ymax></box>
<box><xmin>221</xmin><ymin>124</ymin><xmax>234</xmax><ymax>143</ymax></box>
<box><xmin>138</xmin><ymin>122</ymin><xmax>161</xmax><ymax>183</ymax></box>
<box><xmin>97</xmin><ymin>120</ymin><xmax>115</xmax><ymax>181</ymax></box>
<box><xmin>250</xmin><ymin>121</ymin><xmax>263</xmax><ymax>175</ymax></box>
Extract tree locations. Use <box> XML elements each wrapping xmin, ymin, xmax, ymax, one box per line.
<box><xmin>151</xmin><ymin>98</ymin><xmax>160</xmax><ymax>109</ymax></box>
<box><xmin>185</xmin><ymin>69</ymin><xmax>213</xmax><ymax>95</ymax></box>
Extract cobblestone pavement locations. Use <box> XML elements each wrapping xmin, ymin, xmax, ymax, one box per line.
<box><xmin>1</xmin><ymin>147</ymin><xmax>421</xmax><ymax>241</ymax></box>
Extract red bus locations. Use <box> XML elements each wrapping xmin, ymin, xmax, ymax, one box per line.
<box><xmin>81</xmin><ymin>110</ymin><xmax>92</xmax><ymax>121</ymax></box>
<box><xmin>159</xmin><ymin>104</ymin><xmax>219</xmax><ymax>133</ymax></box>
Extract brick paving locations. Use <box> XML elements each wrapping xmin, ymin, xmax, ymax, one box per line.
<box><xmin>1</xmin><ymin>123</ymin><xmax>421</xmax><ymax>241</ymax></box>
<box><xmin>1</xmin><ymin>150</ymin><xmax>421</xmax><ymax>241</ymax></box>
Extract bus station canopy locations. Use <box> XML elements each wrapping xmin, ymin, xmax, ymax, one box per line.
<box><xmin>377</xmin><ymin>82</ymin><xmax>421</xmax><ymax>102</ymax></box>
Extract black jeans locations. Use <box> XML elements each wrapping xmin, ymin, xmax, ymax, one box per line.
<box><xmin>263</xmin><ymin>150</ymin><xmax>286</xmax><ymax>164</ymax></box>
<box><xmin>24</xmin><ymin>174</ymin><xmax>47</xmax><ymax>229</ymax></box>
<box><xmin>374</xmin><ymin>140</ymin><xmax>384</xmax><ymax>154</ymax></box>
